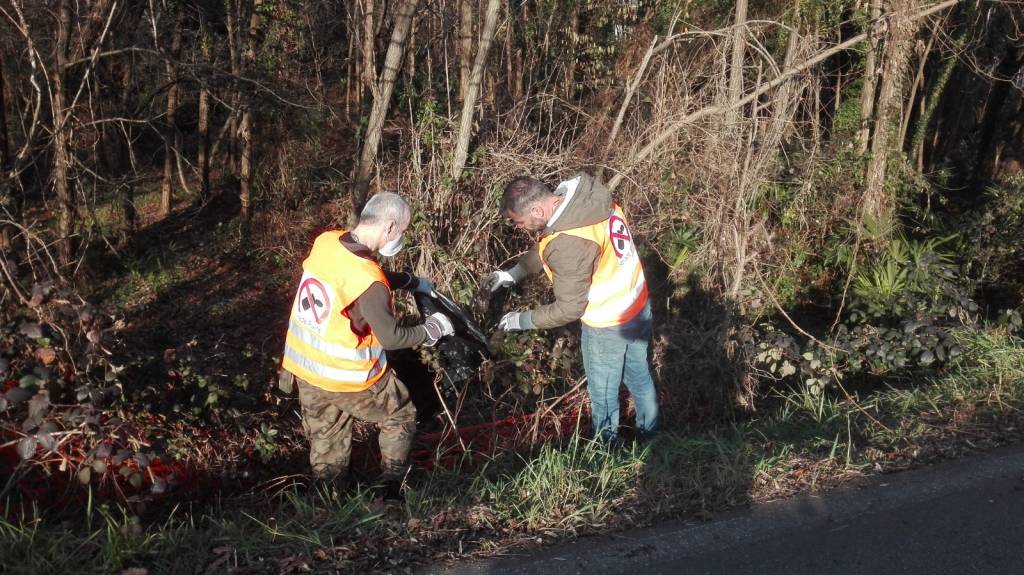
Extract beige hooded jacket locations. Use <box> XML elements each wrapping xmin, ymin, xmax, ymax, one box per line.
<box><xmin>510</xmin><ymin>172</ymin><xmax>617</xmax><ymax>329</ymax></box>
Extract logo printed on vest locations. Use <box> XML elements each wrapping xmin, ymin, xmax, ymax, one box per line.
<box><xmin>608</xmin><ymin>214</ymin><xmax>635</xmax><ymax>262</ymax></box>
<box><xmin>295</xmin><ymin>275</ymin><xmax>331</xmax><ymax>333</ymax></box>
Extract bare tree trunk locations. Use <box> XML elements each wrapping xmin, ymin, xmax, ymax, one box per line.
<box><xmin>0</xmin><ymin>61</ymin><xmax>9</xmax><ymax>172</ymax></box>
<box><xmin>857</xmin><ymin>0</ymin><xmax>882</xmax><ymax>153</ymax></box>
<box><xmin>197</xmin><ymin>16</ymin><xmax>212</xmax><ymax>202</ymax></box>
<box><xmin>565</xmin><ymin>4</ymin><xmax>579</xmax><ymax>100</ymax></box>
<box><xmin>225</xmin><ymin>0</ymin><xmax>247</xmax><ymax>187</ymax></box>
<box><xmin>900</xmin><ymin>19</ymin><xmax>941</xmax><ymax>147</ymax></box>
<box><xmin>98</xmin><ymin>57</ymin><xmax>136</xmax><ymax>234</ymax></box>
<box><xmin>344</xmin><ymin>4</ymin><xmax>355</xmax><ymax>111</ymax></box>
<box><xmin>239</xmin><ymin>109</ymin><xmax>253</xmax><ymax>218</ymax></box>
<box><xmin>769</xmin><ymin>4</ymin><xmax>801</xmax><ymax>143</ymax></box>
<box><xmin>53</xmin><ymin>0</ymin><xmax>75</xmax><ymax>268</ymax></box>
<box><xmin>160</xmin><ymin>11</ymin><xmax>183</xmax><ymax>217</ymax></box>
<box><xmin>239</xmin><ymin>0</ymin><xmax>261</xmax><ymax>221</ymax></box>
<box><xmin>198</xmin><ymin>85</ymin><xmax>211</xmax><ymax>201</ymax></box>
<box><xmin>912</xmin><ymin>47</ymin><xmax>957</xmax><ymax>172</ymax></box>
<box><xmin>0</xmin><ymin>58</ymin><xmax>14</xmax><ymax>252</ymax></box>
<box><xmin>863</xmin><ymin>1</ymin><xmax>917</xmax><ymax>220</ymax></box>
<box><xmin>360</xmin><ymin>0</ymin><xmax>377</xmax><ymax>105</ymax></box>
<box><xmin>511</xmin><ymin>8</ymin><xmax>524</xmax><ymax>102</ymax></box>
<box><xmin>351</xmin><ymin>0</ymin><xmax>419</xmax><ymax>213</ymax></box>
<box><xmin>450</xmin><ymin>0</ymin><xmax>501</xmax><ymax>181</ymax></box>
<box><xmin>725</xmin><ymin>0</ymin><xmax>748</xmax><ymax>128</ymax></box>
<box><xmin>459</xmin><ymin>0</ymin><xmax>473</xmax><ymax>101</ymax></box>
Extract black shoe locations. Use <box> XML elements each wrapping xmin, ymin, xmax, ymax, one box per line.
<box><xmin>372</xmin><ymin>478</ymin><xmax>404</xmax><ymax>502</ymax></box>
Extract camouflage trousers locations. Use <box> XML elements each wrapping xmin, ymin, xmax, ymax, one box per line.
<box><xmin>294</xmin><ymin>370</ymin><xmax>416</xmax><ymax>481</ymax></box>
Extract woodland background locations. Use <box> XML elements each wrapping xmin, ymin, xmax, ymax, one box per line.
<box><xmin>2</xmin><ymin>0</ymin><xmax>1024</xmax><ymax>573</ymax></box>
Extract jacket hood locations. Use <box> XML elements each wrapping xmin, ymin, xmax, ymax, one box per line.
<box><xmin>544</xmin><ymin>172</ymin><xmax>611</xmax><ymax>235</ymax></box>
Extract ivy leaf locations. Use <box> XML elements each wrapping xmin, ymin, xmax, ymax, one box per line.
<box><xmin>780</xmin><ymin>361</ymin><xmax>797</xmax><ymax>377</ymax></box>
<box><xmin>112</xmin><ymin>449</ymin><xmax>130</xmax><ymax>465</ymax></box>
<box><xmin>78</xmin><ymin>307</ymin><xmax>94</xmax><ymax>323</ymax></box>
<box><xmin>27</xmin><ymin>393</ymin><xmax>50</xmax><ymax>423</ymax></box>
<box><xmin>28</xmin><ymin>288</ymin><xmax>45</xmax><ymax>308</ymax></box>
<box><xmin>17</xmin><ymin>436</ymin><xmax>37</xmax><ymax>460</ymax></box>
<box><xmin>36</xmin><ymin>431</ymin><xmax>56</xmax><ymax>452</ymax></box>
<box><xmin>18</xmin><ymin>322</ymin><xmax>43</xmax><ymax>339</ymax></box>
<box><xmin>5</xmin><ymin>387</ymin><xmax>33</xmax><ymax>404</ymax></box>
<box><xmin>129</xmin><ymin>472</ymin><xmax>144</xmax><ymax>489</ymax></box>
<box><xmin>151</xmin><ymin>477</ymin><xmax>167</xmax><ymax>494</ymax></box>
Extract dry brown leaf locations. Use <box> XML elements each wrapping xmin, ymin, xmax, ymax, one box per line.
<box><xmin>35</xmin><ymin>347</ymin><xmax>57</xmax><ymax>365</ymax></box>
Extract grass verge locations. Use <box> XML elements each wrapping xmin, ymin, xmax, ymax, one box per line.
<box><xmin>2</xmin><ymin>327</ymin><xmax>1024</xmax><ymax>574</ymax></box>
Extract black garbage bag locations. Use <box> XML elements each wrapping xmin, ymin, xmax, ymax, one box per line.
<box><xmin>388</xmin><ymin>290</ymin><xmax>489</xmax><ymax>424</ymax></box>
<box><xmin>413</xmin><ymin>289</ymin><xmax>490</xmax><ymax>388</ymax></box>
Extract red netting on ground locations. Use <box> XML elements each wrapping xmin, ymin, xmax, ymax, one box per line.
<box><xmin>1</xmin><ymin>401</ymin><xmax>588</xmax><ymax>512</ymax></box>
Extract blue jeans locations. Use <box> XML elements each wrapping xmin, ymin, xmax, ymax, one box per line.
<box><xmin>581</xmin><ymin>302</ymin><xmax>660</xmax><ymax>442</ymax></box>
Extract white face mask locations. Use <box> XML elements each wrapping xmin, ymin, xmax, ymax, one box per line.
<box><xmin>378</xmin><ymin>234</ymin><xmax>404</xmax><ymax>257</ymax></box>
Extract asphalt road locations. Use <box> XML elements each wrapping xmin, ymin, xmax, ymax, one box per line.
<box><xmin>431</xmin><ymin>444</ymin><xmax>1024</xmax><ymax>575</ymax></box>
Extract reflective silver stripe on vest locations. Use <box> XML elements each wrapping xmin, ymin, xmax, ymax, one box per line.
<box><xmin>283</xmin><ymin>344</ymin><xmax>386</xmax><ymax>383</ymax></box>
<box><xmin>287</xmin><ymin>319</ymin><xmax>384</xmax><ymax>362</ymax></box>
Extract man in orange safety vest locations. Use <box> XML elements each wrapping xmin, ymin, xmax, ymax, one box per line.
<box><xmin>481</xmin><ymin>173</ymin><xmax>659</xmax><ymax>443</ymax></box>
<box><xmin>281</xmin><ymin>192</ymin><xmax>453</xmax><ymax>498</ymax></box>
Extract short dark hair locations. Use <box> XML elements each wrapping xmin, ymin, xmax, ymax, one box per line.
<box><xmin>501</xmin><ymin>177</ymin><xmax>551</xmax><ymax>215</ymax></box>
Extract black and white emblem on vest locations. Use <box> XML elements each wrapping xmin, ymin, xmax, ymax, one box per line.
<box><xmin>295</xmin><ymin>273</ymin><xmax>332</xmax><ymax>333</ymax></box>
<box><xmin>608</xmin><ymin>214</ymin><xmax>635</xmax><ymax>263</ymax></box>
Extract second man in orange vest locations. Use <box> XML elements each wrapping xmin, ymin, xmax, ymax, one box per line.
<box><xmin>482</xmin><ymin>173</ymin><xmax>660</xmax><ymax>443</ymax></box>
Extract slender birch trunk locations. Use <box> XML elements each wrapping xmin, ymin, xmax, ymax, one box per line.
<box><xmin>351</xmin><ymin>0</ymin><xmax>419</xmax><ymax>213</ymax></box>
<box><xmin>725</xmin><ymin>0</ymin><xmax>748</xmax><ymax>128</ymax></box>
<box><xmin>857</xmin><ymin>0</ymin><xmax>882</xmax><ymax>153</ymax></box>
<box><xmin>53</xmin><ymin>0</ymin><xmax>75</xmax><ymax>268</ymax></box>
<box><xmin>459</xmin><ymin>0</ymin><xmax>473</xmax><ymax>101</ymax></box>
<box><xmin>863</xmin><ymin>1</ymin><xmax>917</xmax><ymax>220</ymax></box>
<box><xmin>159</xmin><ymin>10</ymin><xmax>183</xmax><ymax>217</ymax></box>
<box><xmin>450</xmin><ymin>0</ymin><xmax>501</xmax><ymax>181</ymax></box>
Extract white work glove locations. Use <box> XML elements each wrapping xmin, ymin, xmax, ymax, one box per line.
<box><xmin>423</xmin><ymin>312</ymin><xmax>454</xmax><ymax>346</ymax></box>
<box><xmin>481</xmin><ymin>270</ymin><xmax>516</xmax><ymax>293</ymax></box>
<box><xmin>498</xmin><ymin>311</ymin><xmax>535</xmax><ymax>332</ymax></box>
<box><xmin>413</xmin><ymin>277</ymin><xmax>434</xmax><ymax>296</ymax></box>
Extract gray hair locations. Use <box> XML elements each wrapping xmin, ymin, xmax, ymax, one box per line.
<box><xmin>359</xmin><ymin>192</ymin><xmax>410</xmax><ymax>226</ymax></box>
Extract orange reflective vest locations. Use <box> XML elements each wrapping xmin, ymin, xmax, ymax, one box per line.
<box><xmin>539</xmin><ymin>203</ymin><xmax>648</xmax><ymax>328</ymax></box>
<box><xmin>281</xmin><ymin>230</ymin><xmax>390</xmax><ymax>392</ymax></box>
